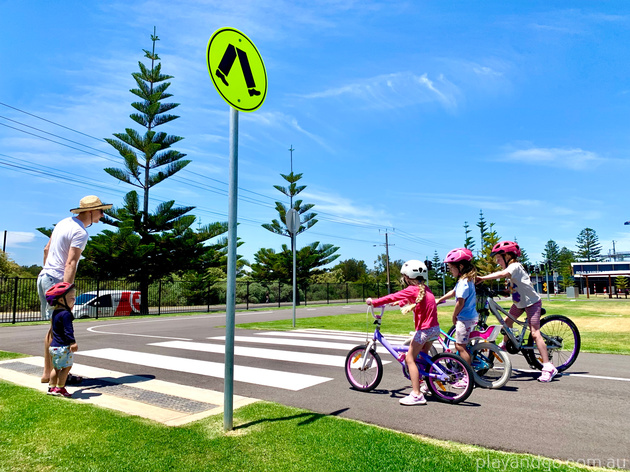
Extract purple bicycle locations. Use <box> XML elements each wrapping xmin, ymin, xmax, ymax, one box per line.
<box><xmin>344</xmin><ymin>306</ymin><xmax>474</xmax><ymax>404</ymax></box>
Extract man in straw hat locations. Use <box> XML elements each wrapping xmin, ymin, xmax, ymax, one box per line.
<box><xmin>37</xmin><ymin>195</ymin><xmax>112</xmax><ymax>384</ymax></box>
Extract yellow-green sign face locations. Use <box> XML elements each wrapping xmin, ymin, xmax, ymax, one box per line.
<box><xmin>206</xmin><ymin>28</ymin><xmax>267</xmax><ymax>112</ymax></box>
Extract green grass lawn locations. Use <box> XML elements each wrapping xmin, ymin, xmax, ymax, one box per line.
<box><xmin>0</xmin><ymin>350</ymin><xmax>28</xmax><ymax>361</ymax></box>
<box><xmin>0</xmin><ymin>380</ymin><xmax>614</xmax><ymax>472</ymax></box>
<box><xmin>236</xmin><ymin>298</ymin><xmax>630</xmax><ymax>355</ymax></box>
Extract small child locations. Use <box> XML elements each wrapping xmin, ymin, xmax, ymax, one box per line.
<box><xmin>44</xmin><ymin>282</ymin><xmax>78</xmax><ymax>398</ymax></box>
<box><xmin>366</xmin><ymin>260</ymin><xmax>439</xmax><ymax>406</ymax></box>
<box><xmin>436</xmin><ymin>248</ymin><xmax>478</xmax><ymax>385</ymax></box>
<box><xmin>477</xmin><ymin>241</ymin><xmax>558</xmax><ymax>382</ymax></box>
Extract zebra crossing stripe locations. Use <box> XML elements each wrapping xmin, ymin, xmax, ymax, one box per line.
<box><xmin>148</xmin><ymin>340</ymin><xmax>395</xmax><ymax>367</ymax></box>
<box><xmin>77</xmin><ymin>348</ymin><xmax>332</xmax><ymax>391</ymax></box>
<box><xmin>209</xmin><ymin>335</ymin><xmax>395</xmax><ymax>354</ymax></box>
<box><xmin>253</xmin><ymin>330</ymin><xmax>411</xmax><ymax>344</ymax></box>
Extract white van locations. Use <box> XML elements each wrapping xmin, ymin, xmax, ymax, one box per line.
<box><xmin>74</xmin><ymin>290</ymin><xmax>141</xmax><ymax>319</ymax></box>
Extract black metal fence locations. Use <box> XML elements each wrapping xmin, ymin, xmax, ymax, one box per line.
<box><xmin>0</xmin><ymin>277</ymin><xmax>413</xmax><ymax>324</ymax></box>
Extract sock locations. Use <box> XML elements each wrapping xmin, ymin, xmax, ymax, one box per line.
<box><xmin>543</xmin><ymin>362</ymin><xmax>554</xmax><ymax>370</ymax></box>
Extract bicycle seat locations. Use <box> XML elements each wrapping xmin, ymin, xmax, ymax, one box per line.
<box><xmin>469</xmin><ymin>325</ymin><xmax>501</xmax><ymax>343</ymax></box>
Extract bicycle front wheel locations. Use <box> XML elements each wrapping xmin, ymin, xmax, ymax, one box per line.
<box><xmin>426</xmin><ymin>353</ymin><xmax>474</xmax><ymax>404</ymax></box>
<box><xmin>525</xmin><ymin>315</ymin><xmax>581</xmax><ymax>372</ymax></box>
<box><xmin>469</xmin><ymin>342</ymin><xmax>512</xmax><ymax>389</ymax></box>
<box><xmin>345</xmin><ymin>345</ymin><xmax>383</xmax><ymax>392</ymax></box>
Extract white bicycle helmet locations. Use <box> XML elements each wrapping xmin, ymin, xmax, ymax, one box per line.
<box><xmin>400</xmin><ymin>260</ymin><xmax>428</xmax><ymax>281</ymax></box>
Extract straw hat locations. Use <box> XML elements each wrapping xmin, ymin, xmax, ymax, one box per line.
<box><xmin>70</xmin><ymin>195</ymin><xmax>113</xmax><ymax>214</ymax></box>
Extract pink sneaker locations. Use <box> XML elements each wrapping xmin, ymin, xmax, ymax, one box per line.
<box><xmin>452</xmin><ymin>379</ymin><xmax>468</xmax><ymax>389</ymax></box>
<box><xmin>538</xmin><ymin>366</ymin><xmax>558</xmax><ymax>383</ymax></box>
<box><xmin>47</xmin><ymin>387</ymin><xmax>59</xmax><ymax>396</ymax></box>
<box><xmin>55</xmin><ymin>387</ymin><xmax>72</xmax><ymax>398</ymax></box>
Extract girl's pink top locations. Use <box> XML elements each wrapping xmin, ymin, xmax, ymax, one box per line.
<box><xmin>371</xmin><ymin>285</ymin><xmax>439</xmax><ymax>331</ymax></box>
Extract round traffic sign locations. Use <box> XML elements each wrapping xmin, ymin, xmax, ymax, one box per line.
<box><xmin>206</xmin><ymin>28</ymin><xmax>267</xmax><ymax>112</ymax></box>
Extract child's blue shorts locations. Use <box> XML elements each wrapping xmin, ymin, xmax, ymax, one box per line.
<box><xmin>49</xmin><ymin>346</ymin><xmax>74</xmax><ymax>370</ymax></box>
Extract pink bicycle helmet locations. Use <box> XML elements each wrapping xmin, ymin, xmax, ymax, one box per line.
<box><xmin>45</xmin><ymin>282</ymin><xmax>75</xmax><ymax>305</ymax></box>
<box><xmin>444</xmin><ymin>248</ymin><xmax>473</xmax><ymax>263</ymax></box>
<box><xmin>490</xmin><ymin>241</ymin><xmax>521</xmax><ymax>257</ymax></box>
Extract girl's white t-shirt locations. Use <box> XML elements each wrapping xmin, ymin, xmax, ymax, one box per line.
<box><xmin>506</xmin><ymin>263</ymin><xmax>541</xmax><ymax>309</ymax></box>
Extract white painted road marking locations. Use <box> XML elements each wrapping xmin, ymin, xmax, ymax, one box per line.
<box><xmin>513</xmin><ymin>368</ymin><xmax>630</xmax><ymax>382</ymax></box>
<box><xmin>78</xmin><ymin>348</ymin><xmax>332</xmax><ymax>391</ymax></box>
<box><xmin>209</xmin><ymin>335</ymin><xmax>394</xmax><ymax>355</ymax></box>
<box><xmin>148</xmin><ymin>340</ymin><xmax>392</xmax><ymax>367</ymax></box>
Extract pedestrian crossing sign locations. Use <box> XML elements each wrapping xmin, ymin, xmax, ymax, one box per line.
<box><xmin>206</xmin><ymin>28</ymin><xmax>267</xmax><ymax>112</ymax></box>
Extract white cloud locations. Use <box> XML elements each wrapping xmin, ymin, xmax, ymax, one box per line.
<box><xmin>296</xmin><ymin>72</ymin><xmax>459</xmax><ymax>110</ymax></box>
<box><xmin>503</xmin><ymin>147</ymin><xmax>604</xmax><ymax>170</ymax></box>
<box><xmin>3</xmin><ymin>231</ymin><xmax>36</xmax><ymax>247</ymax></box>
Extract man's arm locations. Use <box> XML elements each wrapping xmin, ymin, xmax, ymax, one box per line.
<box><xmin>63</xmin><ymin>247</ymin><xmax>82</xmax><ymax>284</ymax></box>
<box><xmin>42</xmin><ymin>239</ymin><xmax>51</xmax><ymax>266</ymax></box>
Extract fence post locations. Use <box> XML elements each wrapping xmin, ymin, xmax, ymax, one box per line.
<box><xmin>377</xmin><ymin>282</ymin><xmax>380</xmax><ymax>298</ymax></box>
<box><xmin>246</xmin><ymin>281</ymin><xmax>250</xmax><ymax>310</ymax></box>
<box><xmin>362</xmin><ymin>283</ymin><xmax>365</xmax><ymax>301</ymax></box>
<box><xmin>304</xmin><ymin>284</ymin><xmax>307</xmax><ymax>306</ymax></box>
<box><xmin>12</xmin><ymin>277</ymin><xmax>18</xmax><ymax>324</ymax></box>
<box><xmin>206</xmin><ymin>281</ymin><xmax>211</xmax><ymax>312</ymax></box>
<box><xmin>278</xmin><ymin>282</ymin><xmax>281</xmax><ymax>308</ymax></box>
<box><xmin>327</xmin><ymin>283</ymin><xmax>330</xmax><ymax>304</ymax></box>
<box><xmin>95</xmin><ymin>279</ymin><xmax>100</xmax><ymax>319</ymax></box>
<box><xmin>158</xmin><ymin>279</ymin><xmax>163</xmax><ymax>315</ymax></box>
<box><xmin>346</xmin><ymin>283</ymin><xmax>349</xmax><ymax>303</ymax></box>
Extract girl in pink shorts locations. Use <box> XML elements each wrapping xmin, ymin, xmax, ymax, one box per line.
<box><xmin>477</xmin><ymin>241</ymin><xmax>558</xmax><ymax>382</ymax></box>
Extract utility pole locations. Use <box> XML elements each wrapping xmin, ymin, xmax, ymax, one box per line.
<box><xmin>2</xmin><ymin>231</ymin><xmax>6</xmax><ymax>252</ymax></box>
<box><xmin>374</xmin><ymin>229</ymin><xmax>393</xmax><ymax>294</ymax></box>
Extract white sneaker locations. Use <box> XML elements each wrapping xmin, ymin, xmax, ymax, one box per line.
<box><xmin>538</xmin><ymin>366</ymin><xmax>558</xmax><ymax>383</ymax></box>
<box><xmin>399</xmin><ymin>393</ymin><xmax>427</xmax><ymax>406</ymax></box>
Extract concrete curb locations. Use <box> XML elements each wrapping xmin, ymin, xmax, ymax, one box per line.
<box><xmin>0</xmin><ymin>357</ymin><xmax>258</xmax><ymax>426</ymax></box>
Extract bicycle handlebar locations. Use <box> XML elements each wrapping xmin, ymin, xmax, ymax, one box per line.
<box><xmin>476</xmin><ymin>283</ymin><xmax>510</xmax><ymax>299</ymax></box>
<box><xmin>367</xmin><ymin>305</ymin><xmax>385</xmax><ymax>319</ymax></box>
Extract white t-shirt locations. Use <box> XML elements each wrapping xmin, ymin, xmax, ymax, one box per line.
<box><xmin>506</xmin><ymin>262</ymin><xmax>541</xmax><ymax>309</ymax></box>
<box><xmin>41</xmin><ymin>217</ymin><xmax>89</xmax><ymax>279</ymax></box>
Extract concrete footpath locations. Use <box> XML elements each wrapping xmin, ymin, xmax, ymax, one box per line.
<box><xmin>0</xmin><ymin>356</ymin><xmax>258</xmax><ymax>426</ymax></box>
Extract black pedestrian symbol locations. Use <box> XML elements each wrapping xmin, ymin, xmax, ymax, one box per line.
<box><xmin>215</xmin><ymin>44</ymin><xmax>261</xmax><ymax>97</ymax></box>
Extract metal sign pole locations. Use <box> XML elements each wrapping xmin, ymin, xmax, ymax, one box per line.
<box><xmin>224</xmin><ymin>107</ymin><xmax>238</xmax><ymax>431</ymax></box>
<box><xmin>292</xmin><ymin>232</ymin><xmax>297</xmax><ymax>327</ymax></box>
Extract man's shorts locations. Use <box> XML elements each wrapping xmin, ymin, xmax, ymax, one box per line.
<box><xmin>37</xmin><ymin>272</ymin><xmax>62</xmax><ymax>321</ymax></box>
<box><xmin>49</xmin><ymin>346</ymin><xmax>74</xmax><ymax>370</ymax></box>
<box><xmin>412</xmin><ymin>325</ymin><xmax>441</xmax><ymax>347</ymax></box>
<box><xmin>455</xmin><ymin>318</ymin><xmax>478</xmax><ymax>344</ymax></box>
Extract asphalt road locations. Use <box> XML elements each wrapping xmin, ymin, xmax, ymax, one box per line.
<box><xmin>2</xmin><ymin>305</ymin><xmax>629</xmax><ymax>469</ymax></box>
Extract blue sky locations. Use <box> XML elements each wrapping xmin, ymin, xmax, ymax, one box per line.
<box><xmin>1</xmin><ymin>1</ymin><xmax>629</xmax><ymax>271</ymax></box>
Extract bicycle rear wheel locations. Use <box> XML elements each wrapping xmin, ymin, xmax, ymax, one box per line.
<box><xmin>345</xmin><ymin>345</ymin><xmax>383</xmax><ymax>392</ymax></box>
<box><xmin>524</xmin><ymin>315</ymin><xmax>581</xmax><ymax>372</ymax></box>
<box><xmin>469</xmin><ymin>342</ymin><xmax>512</xmax><ymax>389</ymax></box>
<box><xmin>425</xmin><ymin>353</ymin><xmax>474</xmax><ymax>404</ymax></box>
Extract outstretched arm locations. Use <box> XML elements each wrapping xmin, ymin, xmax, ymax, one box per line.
<box><xmin>477</xmin><ymin>268</ymin><xmax>510</xmax><ymax>282</ymax></box>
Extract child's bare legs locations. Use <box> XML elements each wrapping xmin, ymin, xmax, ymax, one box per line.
<box><xmin>530</xmin><ymin>324</ymin><xmax>550</xmax><ymax>364</ymax></box>
<box><xmin>50</xmin><ymin>366</ymin><xmax>71</xmax><ymax>388</ymax></box>
<box><xmin>41</xmin><ymin>328</ymin><xmax>53</xmax><ymax>382</ymax></box>
<box><xmin>455</xmin><ymin>343</ymin><xmax>471</xmax><ymax>365</ymax></box>
<box><xmin>405</xmin><ymin>340</ymin><xmax>425</xmax><ymax>396</ymax></box>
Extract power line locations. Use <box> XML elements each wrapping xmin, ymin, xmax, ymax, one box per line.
<box><xmin>1</xmin><ymin>102</ymin><xmax>441</xmax><ymax>254</ymax></box>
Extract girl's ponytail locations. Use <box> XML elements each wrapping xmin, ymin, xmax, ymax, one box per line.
<box><xmin>400</xmin><ymin>279</ymin><xmax>427</xmax><ymax>314</ymax></box>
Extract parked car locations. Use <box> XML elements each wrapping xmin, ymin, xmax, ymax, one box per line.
<box><xmin>73</xmin><ymin>290</ymin><xmax>141</xmax><ymax>319</ymax></box>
